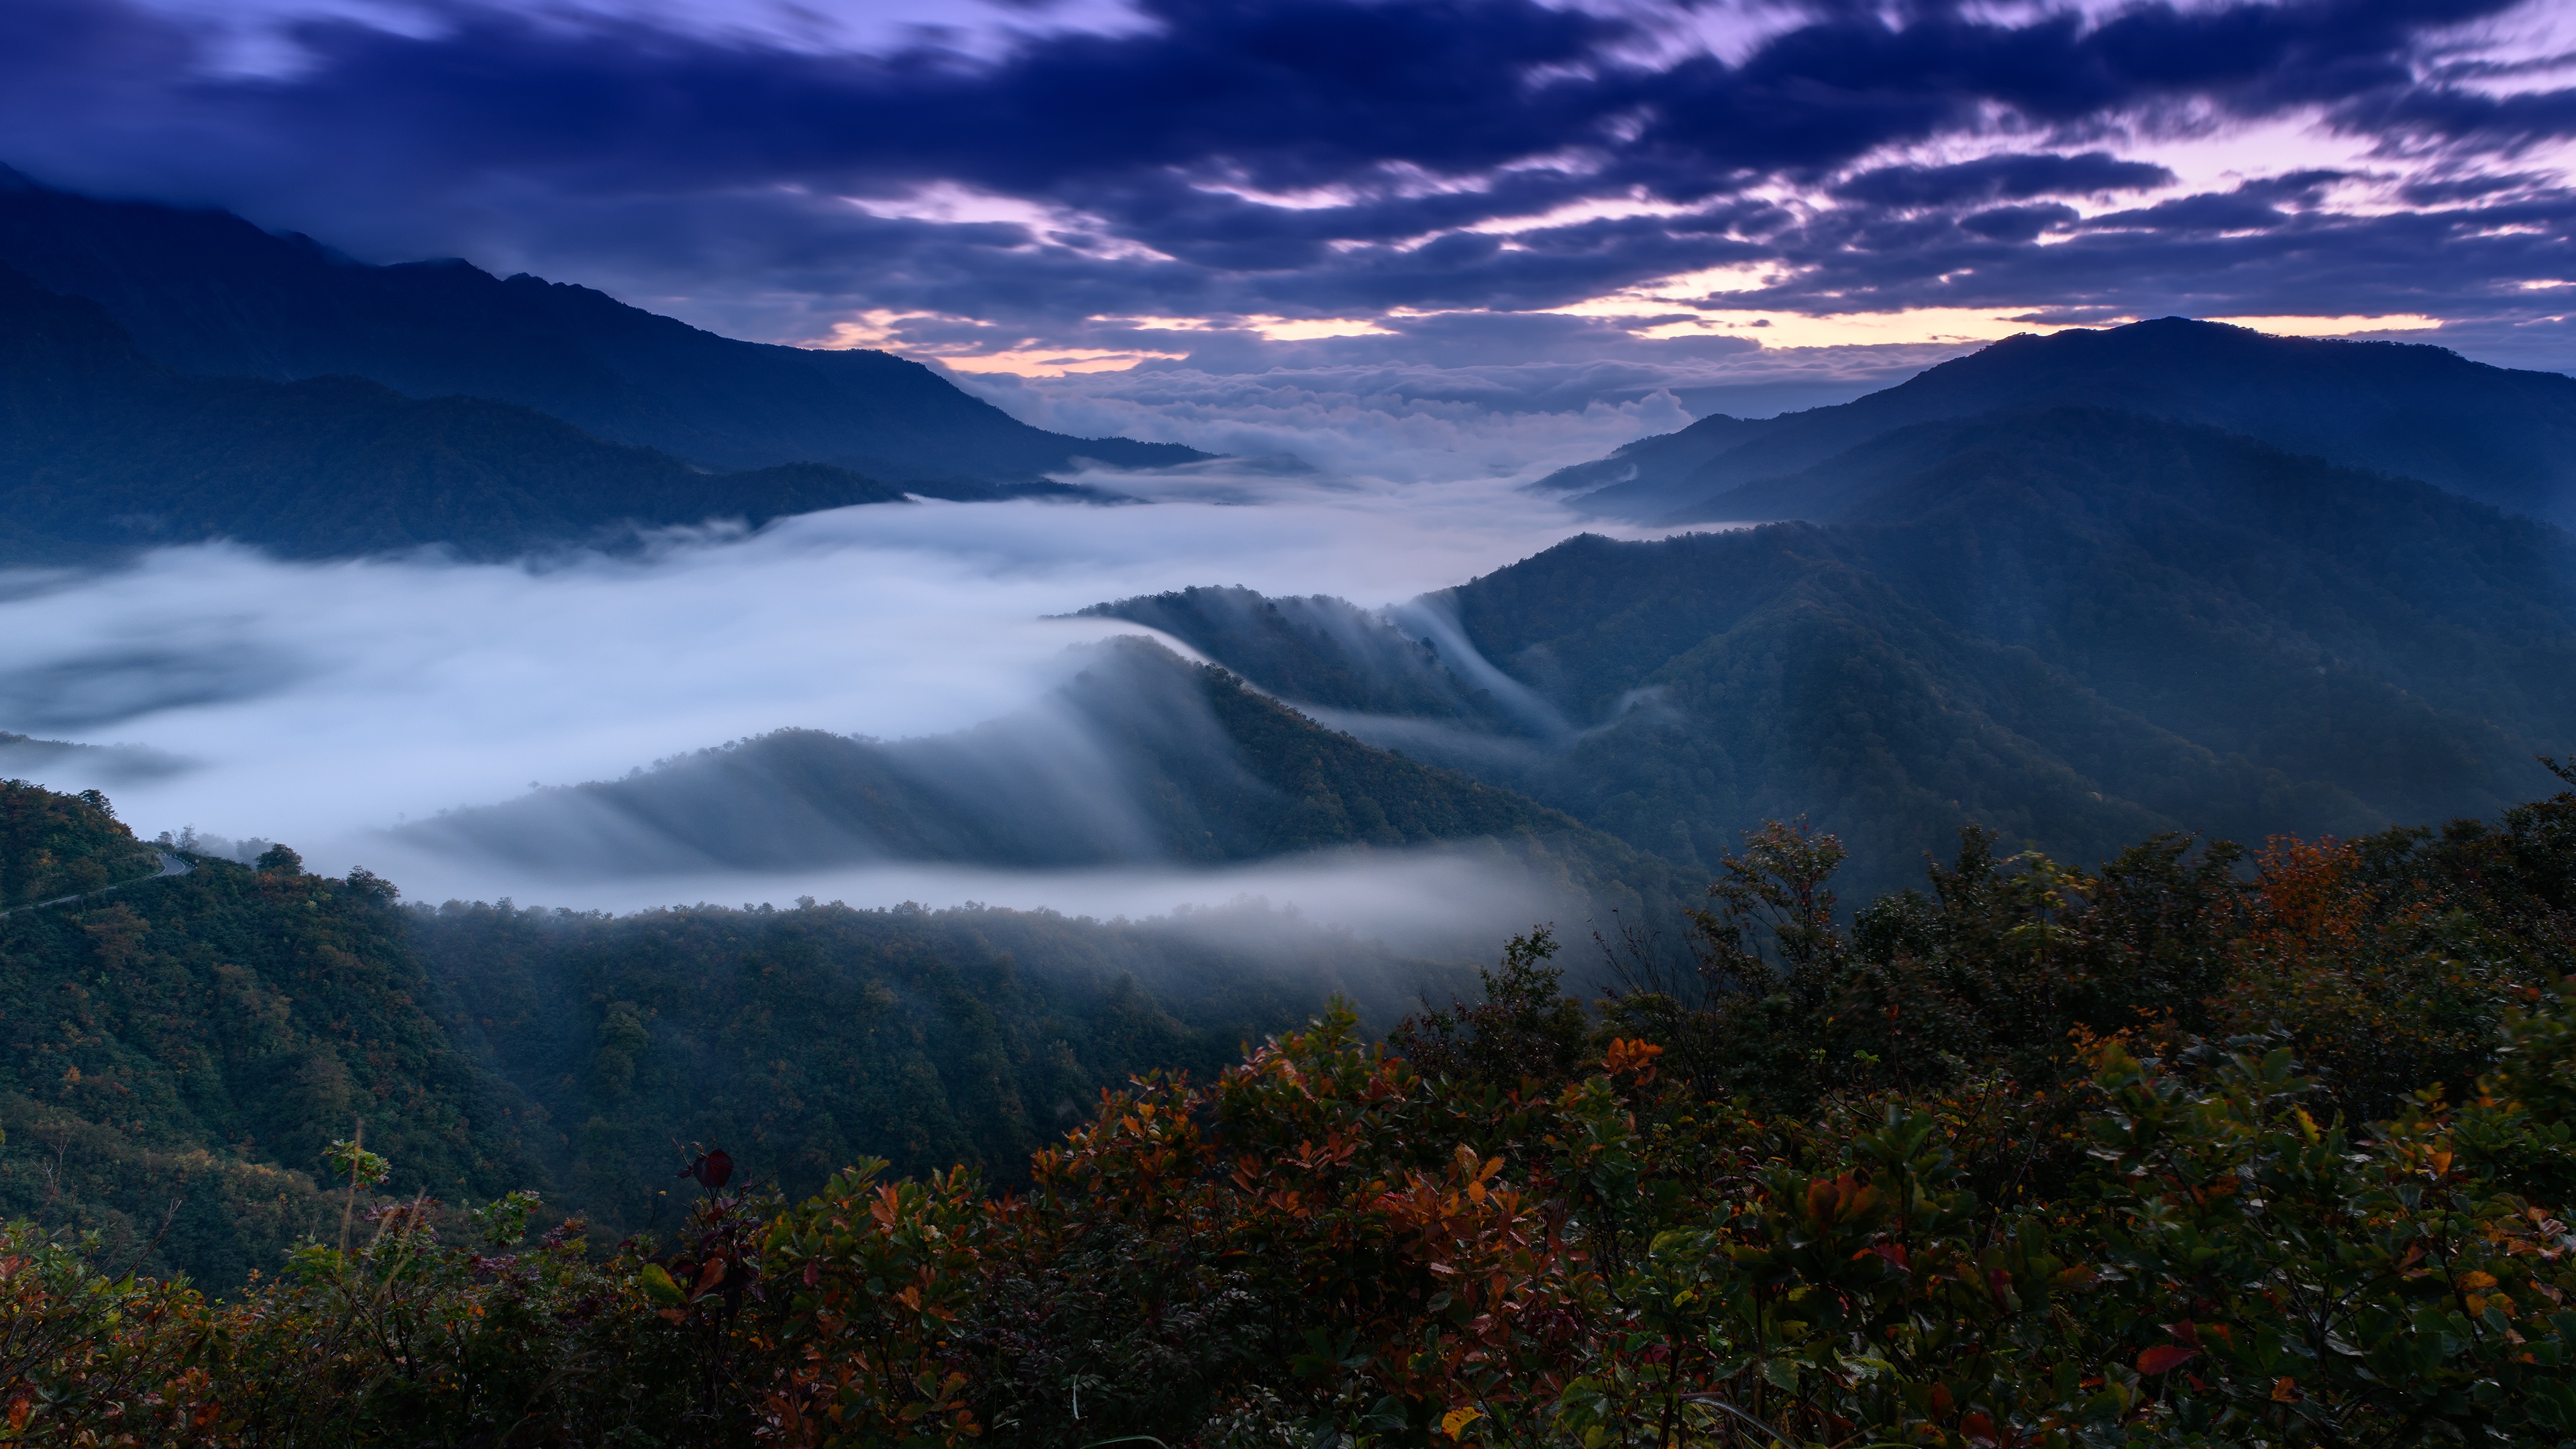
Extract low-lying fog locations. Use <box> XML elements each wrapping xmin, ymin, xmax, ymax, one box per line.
<box><xmin>0</xmin><ymin>462</ymin><xmax>1672</xmax><ymax>933</ymax></box>
<box><xmin>1</xmin><ymin>350</ymin><xmax>1927</xmax><ymax>938</ymax></box>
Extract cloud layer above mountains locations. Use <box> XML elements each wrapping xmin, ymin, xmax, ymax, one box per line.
<box><xmin>7</xmin><ymin>0</ymin><xmax>2574</xmax><ymax>373</ymax></box>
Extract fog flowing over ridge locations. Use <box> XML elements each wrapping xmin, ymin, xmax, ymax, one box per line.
<box><xmin>0</xmin><ymin>463</ymin><xmax>1682</xmax><ymax>929</ymax></box>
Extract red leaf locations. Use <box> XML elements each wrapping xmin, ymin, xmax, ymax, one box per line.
<box><xmin>2137</xmin><ymin>1346</ymin><xmax>2199</xmax><ymax>1375</ymax></box>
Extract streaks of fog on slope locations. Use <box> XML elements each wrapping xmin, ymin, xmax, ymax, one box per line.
<box><xmin>0</xmin><ymin>468</ymin><xmax>1690</xmax><ymax>929</ymax></box>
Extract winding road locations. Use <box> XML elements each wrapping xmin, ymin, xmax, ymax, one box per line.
<box><xmin>0</xmin><ymin>849</ymin><xmax>193</xmax><ymax>918</ymax></box>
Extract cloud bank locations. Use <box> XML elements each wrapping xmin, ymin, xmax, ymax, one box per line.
<box><xmin>0</xmin><ymin>467</ymin><xmax>1672</xmax><ymax>928</ymax></box>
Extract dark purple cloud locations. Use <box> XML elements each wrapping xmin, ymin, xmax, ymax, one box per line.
<box><xmin>1</xmin><ymin>0</ymin><xmax>2569</xmax><ymax>372</ymax></box>
<box><xmin>1833</xmin><ymin>152</ymin><xmax>2180</xmax><ymax>207</ymax></box>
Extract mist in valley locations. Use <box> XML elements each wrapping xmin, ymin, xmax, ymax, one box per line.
<box><xmin>0</xmin><ymin>417</ymin><xmax>1713</xmax><ymax>954</ymax></box>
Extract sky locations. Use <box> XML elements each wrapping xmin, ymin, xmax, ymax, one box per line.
<box><xmin>7</xmin><ymin>0</ymin><xmax>2576</xmax><ymax>927</ymax></box>
<box><xmin>4</xmin><ymin>0</ymin><xmax>2573</xmax><ymax>386</ymax></box>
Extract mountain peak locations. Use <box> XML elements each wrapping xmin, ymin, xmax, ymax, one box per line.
<box><xmin>1555</xmin><ymin>315</ymin><xmax>2576</xmax><ymax>527</ymax></box>
<box><xmin>0</xmin><ymin>170</ymin><xmax>1210</xmax><ymax>482</ymax></box>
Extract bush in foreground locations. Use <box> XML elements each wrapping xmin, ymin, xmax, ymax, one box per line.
<box><xmin>6</xmin><ymin>789</ymin><xmax>2575</xmax><ymax>1448</ymax></box>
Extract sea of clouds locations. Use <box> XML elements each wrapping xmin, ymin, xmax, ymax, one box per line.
<box><xmin>0</xmin><ymin>347</ymin><xmax>1923</xmax><ymax>934</ymax></box>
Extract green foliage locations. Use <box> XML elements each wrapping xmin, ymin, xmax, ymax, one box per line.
<box><xmin>411</xmin><ymin>891</ymin><xmax>1456</xmax><ymax>1239</ymax></box>
<box><xmin>1</xmin><ymin>781</ymin><xmax>1445</xmax><ymax>1290</ymax></box>
<box><xmin>0</xmin><ymin>793</ymin><xmax>541</xmax><ymax>1289</ymax></box>
<box><xmin>7</xmin><ymin>782</ymin><xmax>2576</xmax><ymax>1446</ymax></box>
<box><xmin>0</xmin><ymin>781</ymin><xmax>160</xmax><ymax>910</ymax></box>
<box><xmin>1389</xmin><ymin>927</ymin><xmax>1596</xmax><ymax>1092</ymax></box>
<box><xmin>0</xmin><ymin>1218</ymin><xmax>213</xmax><ymax>1444</ymax></box>
<box><xmin>321</xmin><ymin>1139</ymin><xmax>390</xmax><ymax>1191</ymax></box>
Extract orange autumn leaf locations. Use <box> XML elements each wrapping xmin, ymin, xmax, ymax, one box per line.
<box><xmin>2137</xmin><ymin>1345</ymin><xmax>2199</xmax><ymax>1375</ymax></box>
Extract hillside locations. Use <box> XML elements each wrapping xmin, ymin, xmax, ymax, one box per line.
<box><xmin>1097</xmin><ymin>409</ymin><xmax>2576</xmax><ymax>894</ymax></box>
<box><xmin>411</xmin><ymin>896</ymin><xmax>1460</xmax><ymax>1240</ymax></box>
<box><xmin>0</xmin><ymin>786</ymin><xmax>534</xmax><ymax>1285</ymax></box>
<box><xmin>1547</xmin><ymin>318</ymin><xmax>2576</xmax><ymax>526</ymax></box>
<box><xmin>0</xmin><ymin>777</ymin><xmax>163</xmax><ymax>908</ymax></box>
<box><xmin>0</xmin><ymin>780</ymin><xmax>1471</xmax><ymax>1288</ymax></box>
<box><xmin>0</xmin><ymin>168</ymin><xmax>1207</xmax><ymax>482</ymax></box>
<box><xmin>398</xmin><ymin>637</ymin><xmax>1691</xmax><ymax>931</ymax></box>
<box><xmin>13</xmin><ymin>770</ymin><xmax>2576</xmax><ymax>1447</ymax></box>
<box><xmin>0</xmin><ymin>265</ymin><xmax>953</xmax><ymax>559</ymax></box>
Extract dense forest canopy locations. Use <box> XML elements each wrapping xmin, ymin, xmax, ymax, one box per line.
<box><xmin>0</xmin><ymin>780</ymin><xmax>1456</xmax><ymax>1288</ymax></box>
<box><xmin>0</xmin><ymin>779</ymin><xmax>161</xmax><ymax>908</ymax></box>
<box><xmin>6</xmin><ymin>767</ymin><xmax>2575</xmax><ymax>1446</ymax></box>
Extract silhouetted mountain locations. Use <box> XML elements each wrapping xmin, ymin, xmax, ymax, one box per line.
<box><xmin>0</xmin><ymin>265</ymin><xmax>981</xmax><ymax>558</ymax></box>
<box><xmin>0</xmin><ymin>167</ymin><xmax>1206</xmax><ymax>482</ymax></box>
<box><xmin>1102</xmin><ymin>409</ymin><xmax>2576</xmax><ymax>895</ymax></box>
<box><xmin>1548</xmin><ymin>319</ymin><xmax>2576</xmax><ymax>526</ymax></box>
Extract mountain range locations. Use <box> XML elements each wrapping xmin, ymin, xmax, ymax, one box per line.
<box><xmin>0</xmin><ymin>266</ymin><xmax>947</xmax><ymax>559</ymax></box>
<box><xmin>0</xmin><ymin>168</ymin><xmax>1206</xmax><ymax>557</ymax></box>
<box><xmin>11</xmin><ymin>166</ymin><xmax>2576</xmax><ymax>1309</ymax></box>
<box><xmin>1099</xmin><ymin>406</ymin><xmax>2576</xmax><ymax>895</ymax></box>
<box><xmin>1546</xmin><ymin>318</ymin><xmax>2576</xmax><ymax>529</ymax></box>
<box><xmin>0</xmin><ymin>168</ymin><xmax>1202</xmax><ymax>483</ymax></box>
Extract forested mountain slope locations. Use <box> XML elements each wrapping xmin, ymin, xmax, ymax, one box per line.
<box><xmin>0</xmin><ymin>782</ymin><xmax>535</xmax><ymax>1286</ymax></box>
<box><xmin>0</xmin><ymin>266</ymin><xmax>952</xmax><ymax>559</ymax></box>
<box><xmin>0</xmin><ymin>777</ymin><xmax>164</xmax><ymax>907</ymax></box>
<box><xmin>0</xmin><ymin>168</ymin><xmax>1205</xmax><ymax>482</ymax></box>
<box><xmin>15</xmin><ymin>773</ymin><xmax>2576</xmax><ymax>1446</ymax></box>
<box><xmin>1548</xmin><ymin>318</ymin><xmax>2576</xmax><ymax>526</ymax></box>
<box><xmin>1099</xmin><ymin>409</ymin><xmax>2576</xmax><ymax>894</ymax></box>
<box><xmin>412</xmin><ymin>897</ymin><xmax>1460</xmax><ymax>1240</ymax></box>
<box><xmin>0</xmin><ymin>781</ymin><xmax>1420</xmax><ymax>1288</ymax></box>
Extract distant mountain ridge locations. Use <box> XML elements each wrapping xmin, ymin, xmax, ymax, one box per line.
<box><xmin>1102</xmin><ymin>407</ymin><xmax>2576</xmax><ymax>895</ymax></box>
<box><xmin>1548</xmin><ymin>319</ymin><xmax>2576</xmax><ymax>527</ymax></box>
<box><xmin>0</xmin><ymin>166</ymin><xmax>1205</xmax><ymax>483</ymax></box>
<box><xmin>0</xmin><ymin>265</ymin><xmax>962</xmax><ymax>559</ymax></box>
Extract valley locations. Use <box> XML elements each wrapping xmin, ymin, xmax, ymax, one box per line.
<box><xmin>3</xmin><ymin>125</ymin><xmax>2575</xmax><ymax>1446</ymax></box>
